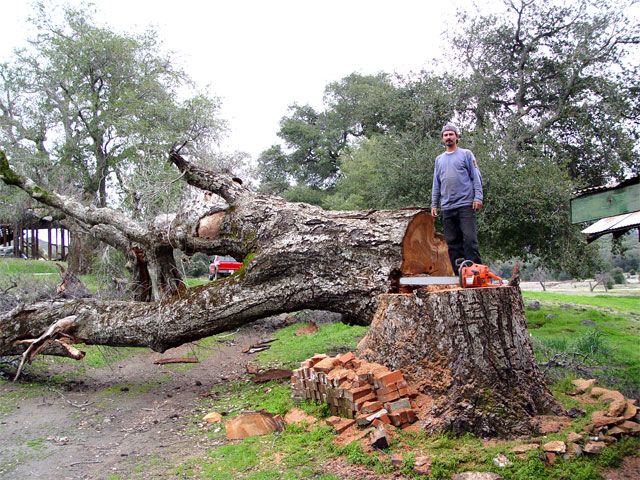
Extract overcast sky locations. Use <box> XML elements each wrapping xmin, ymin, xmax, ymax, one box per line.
<box><xmin>3</xmin><ymin>0</ymin><xmax>480</xmax><ymax>160</ymax></box>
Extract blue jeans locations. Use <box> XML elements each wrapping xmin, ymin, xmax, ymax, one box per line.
<box><xmin>442</xmin><ymin>205</ymin><xmax>481</xmax><ymax>274</ymax></box>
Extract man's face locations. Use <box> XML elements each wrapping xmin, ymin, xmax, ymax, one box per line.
<box><xmin>442</xmin><ymin>130</ymin><xmax>458</xmax><ymax>147</ymax></box>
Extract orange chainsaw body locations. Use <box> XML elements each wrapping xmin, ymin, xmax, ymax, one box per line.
<box><xmin>459</xmin><ymin>262</ymin><xmax>503</xmax><ymax>288</ymax></box>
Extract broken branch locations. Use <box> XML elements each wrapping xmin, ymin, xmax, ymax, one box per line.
<box><xmin>13</xmin><ymin>315</ymin><xmax>80</xmax><ymax>381</ymax></box>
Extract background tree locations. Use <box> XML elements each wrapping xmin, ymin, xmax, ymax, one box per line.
<box><xmin>257</xmin><ymin>73</ymin><xmax>406</xmax><ymax>193</ymax></box>
<box><xmin>257</xmin><ymin>0</ymin><xmax>639</xmax><ymax>277</ymax></box>
<box><xmin>0</xmin><ymin>2</ymin><xmax>225</xmax><ymax>273</ymax></box>
<box><xmin>452</xmin><ymin>0</ymin><xmax>640</xmax><ymax>184</ymax></box>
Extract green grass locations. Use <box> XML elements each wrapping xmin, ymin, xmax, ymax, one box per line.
<box><xmin>0</xmin><ymin>378</ymin><xmax>73</xmax><ymax>416</ymax></box>
<box><xmin>524</xmin><ymin>293</ymin><xmax>640</xmax><ymax>394</ymax></box>
<box><xmin>174</xmin><ymin>293</ymin><xmax>640</xmax><ymax>480</ymax></box>
<box><xmin>34</xmin><ymin>344</ymin><xmax>145</xmax><ymax>371</ymax></box>
<box><xmin>0</xmin><ymin>257</ymin><xmax>100</xmax><ymax>293</ymax></box>
<box><xmin>161</xmin><ymin>332</ymin><xmax>241</xmax><ymax>373</ymax></box>
<box><xmin>522</xmin><ymin>291</ymin><xmax>640</xmax><ymax>315</ymax></box>
<box><xmin>176</xmin><ymin>424</ymin><xmax>338</xmax><ymax>479</ymax></box>
<box><xmin>176</xmin><ymin>321</ymin><xmax>368</xmax><ymax>478</ymax></box>
<box><xmin>100</xmin><ymin>376</ymin><xmax>170</xmax><ymax>397</ymax></box>
<box><xmin>0</xmin><ymin>381</ymin><xmax>21</xmax><ymax>415</ymax></box>
<box><xmin>184</xmin><ymin>277</ymin><xmax>209</xmax><ymax>288</ymax></box>
<box><xmin>25</xmin><ymin>438</ymin><xmax>45</xmax><ymax>449</ymax></box>
<box><xmin>3</xmin><ymin>277</ymin><xmax>639</xmax><ymax>479</ymax></box>
<box><xmin>0</xmin><ymin>258</ymin><xmax>60</xmax><ymax>275</ymax></box>
<box><xmin>257</xmin><ymin>321</ymin><xmax>368</xmax><ymax>368</ymax></box>
<box><xmin>0</xmin><ymin>258</ymin><xmax>242</xmax><ymax>292</ymax></box>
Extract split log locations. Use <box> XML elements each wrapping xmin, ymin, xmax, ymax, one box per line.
<box><xmin>12</xmin><ymin>315</ymin><xmax>84</xmax><ymax>380</ymax></box>
<box><xmin>357</xmin><ymin>287</ymin><xmax>564</xmax><ymax>437</ymax></box>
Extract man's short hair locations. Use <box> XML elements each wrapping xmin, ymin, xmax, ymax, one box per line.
<box><xmin>441</xmin><ymin>123</ymin><xmax>460</xmax><ymax>136</ymax></box>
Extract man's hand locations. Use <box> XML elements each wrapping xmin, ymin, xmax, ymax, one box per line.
<box><xmin>431</xmin><ymin>207</ymin><xmax>438</xmax><ymax>217</ymax></box>
<box><xmin>472</xmin><ymin>200</ymin><xmax>483</xmax><ymax>211</ymax></box>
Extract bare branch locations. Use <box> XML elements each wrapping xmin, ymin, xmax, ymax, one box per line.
<box><xmin>168</xmin><ymin>149</ymin><xmax>251</xmax><ymax>203</ymax></box>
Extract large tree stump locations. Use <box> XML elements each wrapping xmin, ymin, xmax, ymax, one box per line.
<box><xmin>357</xmin><ymin>286</ymin><xmax>564</xmax><ymax>437</ymax></box>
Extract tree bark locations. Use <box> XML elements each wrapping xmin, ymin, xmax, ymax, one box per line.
<box><xmin>0</xmin><ymin>147</ymin><xmax>451</xmax><ymax>314</ymax></box>
<box><xmin>0</xmin><ymin>204</ymin><xmax>451</xmax><ymax>355</ymax></box>
<box><xmin>357</xmin><ymin>287</ymin><xmax>564</xmax><ymax>437</ymax></box>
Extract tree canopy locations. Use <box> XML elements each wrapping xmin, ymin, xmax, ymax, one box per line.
<box><xmin>0</xmin><ymin>2</ymin><xmax>225</xmax><ymax>221</ymax></box>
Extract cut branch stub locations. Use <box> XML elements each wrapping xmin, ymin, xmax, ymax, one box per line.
<box><xmin>357</xmin><ymin>287</ymin><xmax>564</xmax><ymax>437</ymax></box>
<box><xmin>169</xmin><ymin>150</ymin><xmax>250</xmax><ymax>203</ymax></box>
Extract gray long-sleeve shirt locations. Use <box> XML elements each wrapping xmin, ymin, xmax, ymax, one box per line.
<box><xmin>431</xmin><ymin>147</ymin><xmax>483</xmax><ymax>210</ymax></box>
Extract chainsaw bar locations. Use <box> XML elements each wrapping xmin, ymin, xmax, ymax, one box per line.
<box><xmin>399</xmin><ymin>276</ymin><xmax>460</xmax><ymax>286</ymax></box>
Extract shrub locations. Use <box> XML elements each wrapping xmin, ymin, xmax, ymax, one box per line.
<box><xmin>610</xmin><ymin>267</ymin><xmax>626</xmax><ymax>284</ymax></box>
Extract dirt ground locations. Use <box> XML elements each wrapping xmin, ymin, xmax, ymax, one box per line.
<box><xmin>0</xmin><ymin>320</ymin><xmax>274</xmax><ymax>480</ymax></box>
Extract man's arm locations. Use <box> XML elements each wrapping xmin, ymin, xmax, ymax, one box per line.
<box><xmin>467</xmin><ymin>151</ymin><xmax>483</xmax><ymax>210</ymax></box>
<box><xmin>431</xmin><ymin>159</ymin><xmax>441</xmax><ymax>217</ymax></box>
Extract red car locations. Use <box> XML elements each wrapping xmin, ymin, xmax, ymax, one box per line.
<box><xmin>209</xmin><ymin>255</ymin><xmax>242</xmax><ymax>280</ymax></box>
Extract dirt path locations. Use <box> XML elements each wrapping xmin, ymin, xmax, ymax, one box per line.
<box><xmin>0</xmin><ymin>322</ymin><xmax>273</xmax><ymax>479</ymax></box>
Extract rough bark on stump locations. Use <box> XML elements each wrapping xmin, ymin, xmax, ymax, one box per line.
<box><xmin>357</xmin><ymin>287</ymin><xmax>564</xmax><ymax>437</ymax></box>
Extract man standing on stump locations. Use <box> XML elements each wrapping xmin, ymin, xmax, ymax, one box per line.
<box><xmin>431</xmin><ymin>123</ymin><xmax>483</xmax><ymax>274</ymax></box>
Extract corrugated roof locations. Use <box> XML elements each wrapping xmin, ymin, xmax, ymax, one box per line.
<box><xmin>573</xmin><ymin>176</ymin><xmax>639</xmax><ymax>197</ymax></box>
<box><xmin>581</xmin><ymin>211</ymin><xmax>640</xmax><ymax>242</ymax></box>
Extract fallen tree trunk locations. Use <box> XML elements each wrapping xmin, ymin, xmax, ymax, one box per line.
<box><xmin>0</xmin><ymin>205</ymin><xmax>451</xmax><ymax>355</ymax></box>
<box><xmin>1</xmin><ymin>147</ymin><xmax>453</xmax><ymax>355</ymax></box>
<box><xmin>357</xmin><ymin>287</ymin><xmax>565</xmax><ymax>437</ymax></box>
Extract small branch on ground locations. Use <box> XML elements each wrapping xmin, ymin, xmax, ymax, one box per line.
<box><xmin>68</xmin><ymin>460</ymin><xmax>102</xmax><ymax>467</ymax></box>
<box><xmin>153</xmin><ymin>356</ymin><xmax>199</xmax><ymax>365</ymax></box>
<box><xmin>215</xmin><ymin>329</ymin><xmax>240</xmax><ymax>339</ymax></box>
<box><xmin>48</xmin><ymin>387</ymin><xmax>94</xmax><ymax>408</ymax></box>
<box><xmin>540</xmin><ymin>351</ymin><xmax>592</xmax><ymax>375</ymax></box>
<box><xmin>242</xmin><ymin>339</ymin><xmax>276</xmax><ymax>354</ymax></box>
<box><xmin>1</xmin><ymin>280</ymin><xmax>18</xmax><ymax>294</ymax></box>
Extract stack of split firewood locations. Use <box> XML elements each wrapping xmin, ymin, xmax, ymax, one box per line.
<box><xmin>291</xmin><ymin>352</ymin><xmax>419</xmax><ymax>428</ymax></box>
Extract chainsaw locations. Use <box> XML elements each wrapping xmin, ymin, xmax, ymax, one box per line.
<box><xmin>400</xmin><ymin>260</ymin><xmax>504</xmax><ymax>288</ymax></box>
